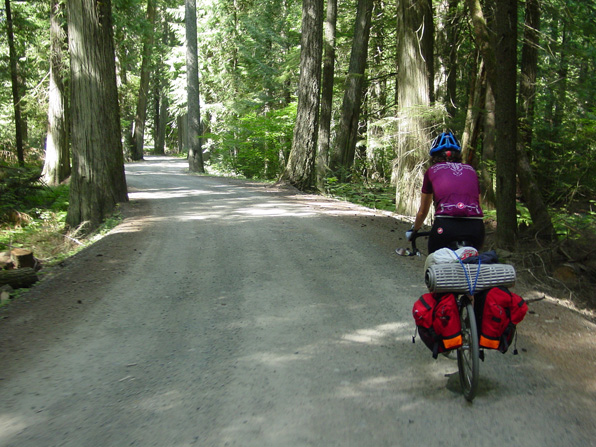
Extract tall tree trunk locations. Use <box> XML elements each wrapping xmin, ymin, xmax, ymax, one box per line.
<box><xmin>392</xmin><ymin>0</ymin><xmax>433</xmax><ymax>217</ymax></box>
<box><xmin>422</xmin><ymin>0</ymin><xmax>434</xmax><ymax>104</ymax></box>
<box><xmin>116</xmin><ymin>51</ymin><xmax>135</xmax><ymax>160</ymax></box>
<box><xmin>66</xmin><ymin>0</ymin><xmax>128</xmax><ymax>231</ymax></box>
<box><xmin>466</xmin><ymin>0</ymin><xmax>517</xmax><ymax>248</ymax></box>
<box><xmin>315</xmin><ymin>0</ymin><xmax>337</xmax><ymax>190</ymax></box>
<box><xmin>494</xmin><ymin>0</ymin><xmax>518</xmax><ymax>248</ymax></box>
<box><xmin>155</xmin><ymin>91</ymin><xmax>168</xmax><ymax>155</ymax></box>
<box><xmin>153</xmin><ymin>13</ymin><xmax>171</xmax><ymax>156</ymax></box>
<box><xmin>461</xmin><ymin>54</ymin><xmax>496</xmax><ymax>208</ymax></box>
<box><xmin>280</xmin><ymin>0</ymin><xmax>324</xmax><ymax>190</ymax></box>
<box><xmin>366</xmin><ymin>0</ymin><xmax>388</xmax><ymax>181</ymax></box>
<box><xmin>186</xmin><ymin>0</ymin><xmax>204</xmax><ymax>172</ymax></box>
<box><xmin>461</xmin><ymin>53</ymin><xmax>481</xmax><ymax>160</ymax></box>
<box><xmin>43</xmin><ymin>0</ymin><xmax>70</xmax><ymax>186</ymax></box>
<box><xmin>130</xmin><ymin>0</ymin><xmax>157</xmax><ymax>161</ymax></box>
<box><xmin>332</xmin><ymin>0</ymin><xmax>373</xmax><ymax>175</ymax></box>
<box><xmin>517</xmin><ymin>0</ymin><xmax>555</xmax><ymax>240</ymax></box>
<box><xmin>177</xmin><ymin>113</ymin><xmax>188</xmax><ymax>155</ymax></box>
<box><xmin>465</xmin><ymin>0</ymin><xmax>497</xmax><ymax>90</ymax></box>
<box><xmin>4</xmin><ymin>0</ymin><xmax>25</xmax><ymax>166</ymax></box>
<box><xmin>480</xmin><ymin>0</ymin><xmax>496</xmax><ymax>173</ymax></box>
<box><xmin>445</xmin><ymin>0</ymin><xmax>459</xmax><ymax>117</ymax></box>
<box><xmin>552</xmin><ymin>23</ymin><xmax>568</xmax><ymax>133</ymax></box>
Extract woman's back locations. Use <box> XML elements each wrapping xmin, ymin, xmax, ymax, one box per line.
<box><xmin>423</xmin><ymin>162</ymin><xmax>483</xmax><ymax>218</ymax></box>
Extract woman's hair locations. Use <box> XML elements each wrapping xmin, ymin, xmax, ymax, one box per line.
<box><xmin>430</xmin><ymin>149</ymin><xmax>462</xmax><ymax>165</ymax></box>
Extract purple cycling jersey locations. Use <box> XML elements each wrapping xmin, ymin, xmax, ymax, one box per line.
<box><xmin>421</xmin><ymin>162</ymin><xmax>483</xmax><ymax>218</ymax></box>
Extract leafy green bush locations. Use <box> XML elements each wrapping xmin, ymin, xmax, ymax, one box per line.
<box><xmin>0</xmin><ymin>165</ymin><xmax>44</xmax><ymax>221</ymax></box>
<box><xmin>210</xmin><ymin>103</ymin><xmax>296</xmax><ymax>179</ymax></box>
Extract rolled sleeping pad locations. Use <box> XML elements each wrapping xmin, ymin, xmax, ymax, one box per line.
<box><xmin>425</xmin><ymin>263</ymin><xmax>516</xmax><ymax>293</ymax></box>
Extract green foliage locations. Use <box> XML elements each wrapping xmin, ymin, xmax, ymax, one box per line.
<box><xmin>529</xmin><ymin>0</ymin><xmax>596</xmax><ymax>206</ymax></box>
<box><xmin>532</xmin><ymin>113</ymin><xmax>596</xmax><ymax>205</ymax></box>
<box><xmin>0</xmin><ymin>181</ymin><xmax>122</xmax><ymax>265</ymax></box>
<box><xmin>323</xmin><ymin>177</ymin><xmax>395</xmax><ymax>212</ymax></box>
<box><xmin>484</xmin><ymin>201</ymin><xmax>596</xmax><ymax>243</ymax></box>
<box><xmin>0</xmin><ymin>181</ymin><xmax>70</xmax><ymax>261</ymax></box>
<box><xmin>0</xmin><ymin>1</ymin><xmax>51</xmax><ymax>154</ymax></box>
<box><xmin>550</xmin><ymin>201</ymin><xmax>596</xmax><ymax>241</ymax></box>
<box><xmin>0</xmin><ymin>166</ymin><xmax>44</xmax><ymax>220</ymax></box>
<box><xmin>210</xmin><ymin>102</ymin><xmax>296</xmax><ymax>179</ymax></box>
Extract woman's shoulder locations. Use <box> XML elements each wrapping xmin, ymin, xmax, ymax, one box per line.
<box><xmin>429</xmin><ymin>161</ymin><xmax>476</xmax><ymax>172</ymax></box>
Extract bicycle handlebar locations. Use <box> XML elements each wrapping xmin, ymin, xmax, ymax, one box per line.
<box><xmin>410</xmin><ymin>230</ymin><xmax>431</xmax><ymax>254</ymax></box>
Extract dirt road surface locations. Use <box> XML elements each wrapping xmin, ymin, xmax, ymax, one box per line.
<box><xmin>1</xmin><ymin>156</ymin><xmax>595</xmax><ymax>447</ymax></box>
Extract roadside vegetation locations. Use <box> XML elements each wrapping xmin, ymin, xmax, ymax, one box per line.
<box><xmin>0</xmin><ymin>165</ymin><xmax>122</xmax><ymax>270</ymax></box>
<box><xmin>2</xmin><ymin>155</ymin><xmax>595</xmax><ymax>311</ymax></box>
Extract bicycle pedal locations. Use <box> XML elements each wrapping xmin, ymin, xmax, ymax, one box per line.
<box><xmin>479</xmin><ymin>350</ymin><xmax>485</xmax><ymax>362</ymax></box>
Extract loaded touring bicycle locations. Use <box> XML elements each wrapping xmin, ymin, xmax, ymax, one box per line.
<box><xmin>399</xmin><ymin>231</ymin><xmax>527</xmax><ymax>402</ymax></box>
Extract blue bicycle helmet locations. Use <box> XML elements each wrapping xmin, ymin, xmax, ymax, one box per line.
<box><xmin>429</xmin><ymin>131</ymin><xmax>461</xmax><ymax>155</ymax></box>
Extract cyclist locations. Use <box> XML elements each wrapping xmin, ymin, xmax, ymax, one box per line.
<box><xmin>406</xmin><ymin>131</ymin><xmax>484</xmax><ymax>254</ymax></box>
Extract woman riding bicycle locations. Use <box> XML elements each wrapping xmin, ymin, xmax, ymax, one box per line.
<box><xmin>406</xmin><ymin>131</ymin><xmax>485</xmax><ymax>254</ymax></box>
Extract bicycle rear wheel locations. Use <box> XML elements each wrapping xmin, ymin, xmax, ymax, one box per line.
<box><xmin>457</xmin><ymin>301</ymin><xmax>479</xmax><ymax>401</ymax></box>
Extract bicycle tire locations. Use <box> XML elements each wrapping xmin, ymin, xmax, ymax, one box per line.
<box><xmin>457</xmin><ymin>301</ymin><xmax>480</xmax><ymax>401</ymax></box>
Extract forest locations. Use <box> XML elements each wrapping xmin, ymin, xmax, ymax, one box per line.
<box><xmin>0</xmin><ymin>0</ymin><xmax>595</xmax><ymax>256</ymax></box>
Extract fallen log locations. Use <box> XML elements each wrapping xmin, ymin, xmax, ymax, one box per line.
<box><xmin>0</xmin><ymin>268</ymin><xmax>39</xmax><ymax>288</ymax></box>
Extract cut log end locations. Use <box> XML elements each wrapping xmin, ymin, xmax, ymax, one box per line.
<box><xmin>11</xmin><ymin>248</ymin><xmax>36</xmax><ymax>269</ymax></box>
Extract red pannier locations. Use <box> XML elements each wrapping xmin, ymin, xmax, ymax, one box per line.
<box><xmin>413</xmin><ymin>292</ymin><xmax>463</xmax><ymax>359</ymax></box>
<box><xmin>474</xmin><ymin>287</ymin><xmax>528</xmax><ymax>353</ymax></box>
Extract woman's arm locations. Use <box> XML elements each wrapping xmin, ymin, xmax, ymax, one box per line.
<box><xmin>413</xmin><ymin>193</ymin><xmax>433</xmax><ymax>231</ymax></box>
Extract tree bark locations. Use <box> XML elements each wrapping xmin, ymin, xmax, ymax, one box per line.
<box><xmin>465</xmin><ymin>0</ymin><xmax>497</xmax><ymax>90</ymax></box>
<box><xmin>466</xmin><ymin>0</ymin><xmax>517</xmax><ymax>248</ymax></box>
<box><xmin>130</xmin><ymin>0</ymin><xmax>157</xmax><ymax>161</ymax></box>
<box><xmin>315</xmin><ymin>0</ymin><xmax>337</xmax><ymax>190</ymax></box>
<box><xmin>186</xmin><ymin>0</ymin><xmax>205</xmax><ymax>173</ymax></box>
<box><xmin>178</xmin><ymin>113</ymin><xmax>187</xmax><ymax>154</ymax></box>
<box><xmin>422</xmin><ymin>0</ymin><xmax>434</xmax><ymax>104</ymax></box>
<box><xmin>153</xmin><ymin>15</ymin><xmax>170</xmax><ymax>156</ymax></box>
<box><xmin>494</xmin><ymin>0</ymin><xmax>518</xmax><ymax>248</ymax></box>
<box><xmin>4</xmin><ymin>0</ymin><xmax>25</xmax><ymax>166</ymax></box>
<box><xmin>461</xmin><ymin>52</ymin><xmax>482</xmax><ymax>161</ymax></box>
<box><xmin>392</xmin><ymin>0</ymin><xmax>433</xmax><ymax>217</ymax></box>
<box><xmin>445</xmin><ymin>0</ymin><xmax>459</xmax><ymax>117</ymax></box>
<box><xmin>332</xmin><ymin>0</ymin><xmax>373</xmax><ymax>175</ymax></box>
<box><xmin>66</xmin><ymin>0</ymin><xmax>128</xmax><ymax>232</ymax></box>
<box><xmin>279</xmin><ymin>0</ymin><xmax>324</xmax><ymax>190</ymax></box>
<box><xmin>366</xmin><ymin>0</ymin><xmax>388</xmax><ymax>181</ymax></box>
<box><xmin>155</xmin><ymin>91</ymin><xmax>168</xmax><ymax>155</ymax></box>
<box><xmin>517</xmin><ymin>0</ymin><xmax>555</xmax><ymax>240</ymax></box>
<box><xmin>43</xmin><ymin>0</ymin><xmax>71</xmax><ymax>186</ymax></box>
<box><xmin>461</xmin><ymin>54</ymin><xmax>495</xmax><ymax>208</ymax></box>
<box><xmin>0</xmin><ymin>268</ymin><xmax>38</xmax><ymax>289</ymax></box>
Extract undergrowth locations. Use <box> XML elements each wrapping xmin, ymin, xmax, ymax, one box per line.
<box><xmin>323</xmin><ymin>177</ymin><xmax>396</xmax><ymax>212</ymax></box>
<box><xmin>0</xmin><ymin>183</ymin><xmax>122</xmax><ymax>267</ymax></box>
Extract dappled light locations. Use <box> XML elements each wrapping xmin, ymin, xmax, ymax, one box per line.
<box><xmin>137</xmin><ymin>390</ymin><xmax>184</xmax><ymax>413</ymax></box>
<box><xmin>129</xmin><ymin>187</ymin><xmax>230</xmax><ymax>200</ymax></box>
<box><xmin>341</xmin><ymin>322</ymin><xmax>410</xmax><ymax>345</ymax></box>
<box><xmin>0</xmin><ymin>414</ymin><xmax>31</xmax><ymax>442</ymax></box>
<box><xmin>121</xmin><ymin>157</ymin><xmax>412</xmax><ymax>230</ymax></box>
<box><xmin>2</xmin><ymin>157</ymin><xmax>594</xmax><ymax>447</ymax></box>
<box><xmin>243</xmin><ymin>350</ymin><xmax>313</xmax><ymax>367</ymax></box>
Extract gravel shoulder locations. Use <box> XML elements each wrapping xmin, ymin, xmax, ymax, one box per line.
<box><xmin>0</xmin><ymin>156</ymin><xmax>594</xmax><ymax>447</ymax></box>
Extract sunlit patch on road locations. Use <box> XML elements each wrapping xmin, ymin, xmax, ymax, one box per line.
<box><xmin>340</xmin><ymin>322</ymin><xmax>410</xmax><ymax>345</ymax></box>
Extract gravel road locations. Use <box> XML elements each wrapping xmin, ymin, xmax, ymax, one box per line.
<box><xmin>0</xmin><ymin>156</ymin><xmax>594</xmax><ymax>447</ymax></box>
